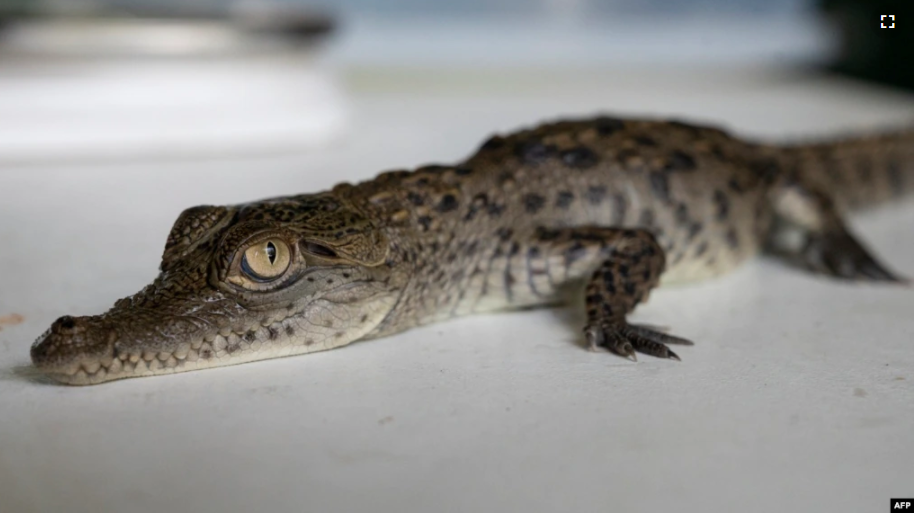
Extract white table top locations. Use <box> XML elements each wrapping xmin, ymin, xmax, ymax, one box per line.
<box><xmin>0</xmin><ymin>64</ymin><xmax>911</xmax><ymax>513</ymax></box>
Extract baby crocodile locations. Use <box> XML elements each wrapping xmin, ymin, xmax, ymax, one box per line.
<box><xmin>31</xmin><ymin>116</ymin><xmax>912</xmax><ymax>385</ymax></box>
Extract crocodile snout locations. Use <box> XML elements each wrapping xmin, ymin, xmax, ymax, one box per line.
<box><xmin>31</xmin><ymin>315</ymin><xmax>118</xmax><ymax>384</ymax></box>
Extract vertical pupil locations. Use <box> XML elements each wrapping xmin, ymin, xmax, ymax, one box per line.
<box><xmin>265</xmin><ymin>242</ymin><xmax>276</xmax><ymax>264</ymax></box>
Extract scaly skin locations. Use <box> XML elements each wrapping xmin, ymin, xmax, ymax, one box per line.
<box><xmin>30</xmin><ymin>116</ymin><xmax>913</xmax><ymax>385</ymax></box>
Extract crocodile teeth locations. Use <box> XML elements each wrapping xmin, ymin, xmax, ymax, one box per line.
<box><xmin>142</xmin><ymin>351</ymin><xmax>156</xmax><ymax>362</ymax></box>
<box><xmin>109</xmin><ymin>358</ymin><xmax>122</xmax><ymax>374</ymax></box>
<box><xmin>128</xmin><ymin>353</ymin><xmax>140</xmax><ymax>363</ymax></box>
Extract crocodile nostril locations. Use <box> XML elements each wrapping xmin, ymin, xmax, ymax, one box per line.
<box><xmin>53</xmin><ymin>315</ymin><xmax>78</xmax><ymax>333</ymax></box>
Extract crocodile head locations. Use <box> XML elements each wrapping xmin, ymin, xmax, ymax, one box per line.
<box><xmin>31</xmin><ymin>194</ymin><xmax>404</xmax><ymax>385</ymax></box>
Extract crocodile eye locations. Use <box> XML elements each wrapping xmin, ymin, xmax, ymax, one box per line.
<box><xmin>241</xmin><ymin>239</ymin><xmax>290</xmax><ymax>281</ymax></box>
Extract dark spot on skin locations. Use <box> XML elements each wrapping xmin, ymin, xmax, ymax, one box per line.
<box><xmin>633</xmin><ymin>135</ymin><xmax>657</xmax><ymax>147</ymax></box>
<box><xmin>455</xmin><ymin>167</ymin><xmax>473</xmax><ymax>176</ymax></box>
<box><xmin>728</xmin><ymin>177</ymin><xmax>744</xmax><ymax>193</ymax></box>
<box><xmin>464</xmin><ymin>193</ymin><xmax>488</xmax><ymax>221</ymax></box>
<box><xmin>406</xmin><ymin>191</ymin><xmax>424</xmax><ymax>206</ymax></box>
<box><xmin>595</xmin><ymin>116</ymin><xmax>625</xmax><ymax>135</ymax></box>
<box><xmin>617</xmin><ymin>148</ymin><xmax>640</xmax><ymax>163</ymax></box>
<box><xmin>618</xmin><ymin>264</ymin><xmax>630</xmax><ymax>276</ymax></box>
<box><xmin>305</xmin><ymin>339</ymin><xmax>315</xmax><ymax>346</ymax></box>
<box><xmin>415</xmin><ymin>177</ymin><xmax>429</xmax><ymax>187</ymax></box>
<box><xmin>565</xmin><ymin>241</ymin><xmax>586</xmax><ymax>265</ymax></box>
<box><xmin>497</xmin><ymin>172</ymin><xmax>514</xmax><ymax>185</ymax></box>
<box><xmin>887</xmin><ymin>159</ymin><xmax>903</xmax><ymax>190</ymax></box>
<box><xmin>515</xmin><ymin>140</ymin><xmax>556</xmax><ymax>164</ymax></box>
<box><xmin>650</xmin><ymin>172</ymin><xmax>670</xmax><ymax>201</ymax></box>
<box><xmin>430</xmin><ymin>241</ymin><xmax>440</xmax><ymax>253</ymax></box>
<box><xmin>675</xmin><ymin>203</ymin><xmax>689</xmax><ymax>225</ymax></box>
<box><xmin>561</xmin><ymin>147</ymin><xmax>599</xmax><ymax>169</ymax></box>
<box><xmin>496</xmin><ymin>227</ymin><xmax>514</xmax><ymax>241</ymax></box>
<box><xmin>536</xmin><ymin>227</ymin><xmax>560</xmax><ymax>241</ymax></box>
<box><xmin>586</xmin><ymin>185</ymin><xmax>607</xmax><ymax>205</ymax></box>
<box><xmin>244</xmin><ymin>331</ymin><xmax>257</xmax><ymax>342</ymax></box>
<box><xmin>709</xmin><ymin>145</ymin><xmax>727</xmax><ymax>160</ymax></box>
<box><xmin>268</xmin><ymin>327</ymin><xmax>279</xmax><ymax>340</ymax></box>
<box><xmin>555</xmin><ymin>191</ymin><xmax>574</xmax><ymax>209</ymax></box>
<box><xmin>480</xmin><ymin>135</ymin><xmax>505</xmax><ymax>151</ymax></box>
<box><xmin>437</xmin><ymin>194</ymin><xmax>459</xmax><ymax>213</ymax></box>
<box><xmin>750</xmin><ymin>158</ymin><xmax>781</xmax><ymax>184</ymax></box>
<box><xmin>687</xmin><ymin>222</ymin><xmax>703</xmax><ymax>241</ymax></box>
<box><xmin>508</xmin><ymin>242</ymin><xmax>520</xmax><ymax>257</ymax></box>
<box><xmin>725</xmin><ymin>228</ymin><xmax>739</xmax><ymax>249</ymax></box>
<box><xmin>851</xmin><ymin>158</ymin><xmax>872</xmax><ymax>183</ymax></box>
<box><xmin>59</xmin><ymin>316</ymin><xmax>75</xmax><ymax>330</ymax></box>
<box><xmin>360</xmin><ymin>314</ymin><xmax>369</xmax><ymax>323</ymax></box>
<box><xmin>665</xmin><ymin>150</ymin><xmax>697</xmax><ymax>171</ymax></box>
<box><xmin>335</xmin><ymin>332</ymin><xmax>345</xmax><ymax>339</ymax></box>
<box><xmin>306</xmin><ymin>277</ymin><xmax>315</xmax><ymax>282</ymax></box>
<box><xmin>418</xmin><ymin>216</ymin><xmax>433</xmax><ymax>230</ymax></box>
<box><xmin>326</xmin><ymin>279</ymin><xmax>334</xmax><ymax>284</ymax></box>
<box><xmin>523</xmin><ymin>193</ymin><xmax>546</xmax><ymax>213</ymax></box>
<box><xmin>639</xmin><ymin>209</ymin><xmax>655</xmax><ymax>226</ymax></box>
<box><xmin>342</xmin><ymin>273</ymin><xmax>350</xmax><ymax>278</ymax></box>
<box><xmin>695</xmin><ymin>241</ymin><xmax>708</xmax><ymax>256</ymax></box>
<box><xmin>624</xmin><ymin>282</ymin><xmax>636</xmax><ymax>296</ymax></box>
<box><xmin>227</xmin><ymin>343</ymin><xmax>240</xmax><ymax>354</ymax></box>
<box><xmin>612</xmin><ymin>193</ymin><xmax>627</xmax><ymax>223</ymax></box>
<box><xmin>713</xmin><ymin>189</ymin><xmax>729</xmax><ymax>220</ymax></box>
<box><xmin>286</xmin><ymin>325</ymin><xmax>295</xmax><ymax>336</ymax></box>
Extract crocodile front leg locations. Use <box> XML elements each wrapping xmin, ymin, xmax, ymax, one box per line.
<box><xmin>535</xmin><ymin>226</ymin><xmax>693</xmax><ymax>361</ymax></box>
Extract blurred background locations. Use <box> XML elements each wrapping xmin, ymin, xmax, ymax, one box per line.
<box><xmin>0</xmin><ymin>0</ymin><xmax>909</xmax><ymax>164</ymax></box>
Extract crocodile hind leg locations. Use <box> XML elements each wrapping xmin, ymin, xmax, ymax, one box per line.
<box><xmin>768</xmin><ymin>179</ymin><xmax>905</xmax><ymax>283</ymax></box>
<box><xmin>536</xmin><ymin>226</ymin><xmax>693</xmax><ymax>361</ymax></box>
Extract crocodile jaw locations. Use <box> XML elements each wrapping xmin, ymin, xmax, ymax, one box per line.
<box><xmin>30</xmin><ymin>293</ymin><xmax>396</xmax><ymax>385</ymax></box>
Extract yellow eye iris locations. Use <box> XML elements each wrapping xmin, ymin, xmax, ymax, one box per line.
<box><xmin>240</xmin><ymin>239</ymin><xmax>291</xmax><ymax>281</ymax></box>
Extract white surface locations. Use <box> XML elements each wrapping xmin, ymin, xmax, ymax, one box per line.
<box><xmin>0</xmin><ymin>66</ymin><xmax>912</xmax><ymax>513</ymax></box>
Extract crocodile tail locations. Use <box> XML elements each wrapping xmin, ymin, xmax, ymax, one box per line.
<box><xmin>778</xmin><ymin>129</ymin><xmax>913</xmax><ymax>212</ymax></box>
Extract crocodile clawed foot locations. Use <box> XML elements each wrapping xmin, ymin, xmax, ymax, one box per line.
<box><xmin>584</xmin><ymin>318</ymin><xmax>692</xmax><ymax>362</ymax></box>
<box><xmin>803</xmin><ymin>229</ymin><xmax>907</xmax><ymax>284</ymax></box>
